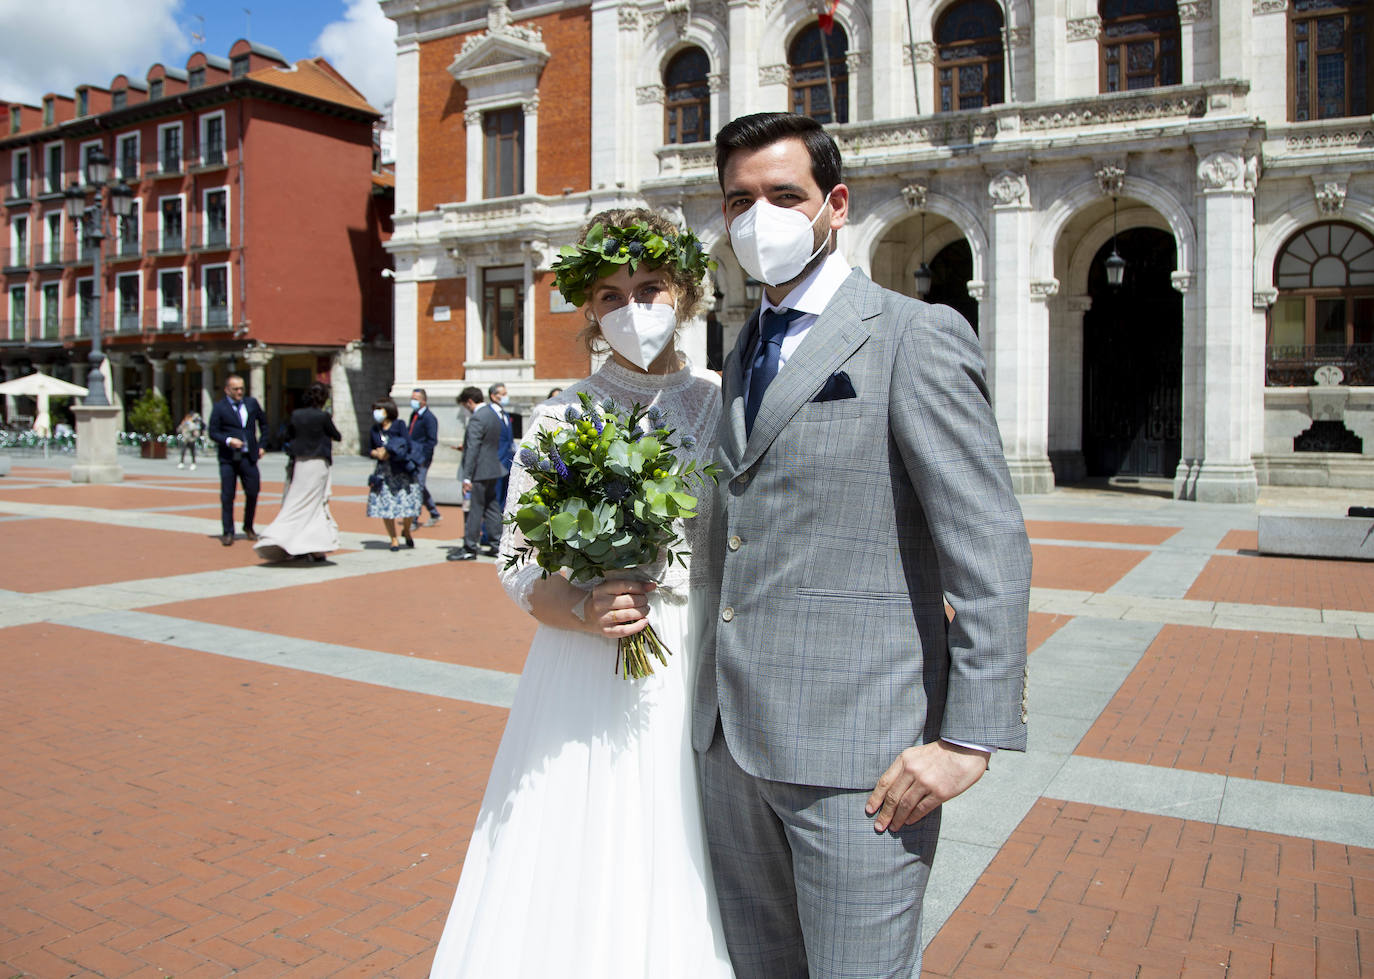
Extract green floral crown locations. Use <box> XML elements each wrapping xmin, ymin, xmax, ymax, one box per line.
<box><xmin>551</xmin><ymin>221</ymin><xmax>715</xmax><ymax>308</ymax></box>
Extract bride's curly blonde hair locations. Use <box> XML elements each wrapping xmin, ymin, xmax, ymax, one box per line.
<box><xmin>572</xmin><ymin>207</ymin><xmax>709</xmax><ymax>354</ymax></box>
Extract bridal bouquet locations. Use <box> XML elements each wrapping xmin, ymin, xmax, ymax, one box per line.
<box><xmin>504</xmin><ymin>391</ymin><xmax>719</xmax><ymax>679</ymax></box>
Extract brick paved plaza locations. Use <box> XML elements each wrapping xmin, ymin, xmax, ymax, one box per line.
<box><xmin>1</xmin><ymin>457</ymin><xmax>1371</xmax><ymax>977</ymax></box>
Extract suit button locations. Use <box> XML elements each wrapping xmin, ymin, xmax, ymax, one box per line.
<box><xmin>721</xmin><ymin>607</ymin><xmax>735</xmax><ymax>622</ymax></box>
<box><xmin>727</xmin><ymin>535</ymin><xmax>742</xmax><ymax>551</ymax></box>
<box><xmin>734</xmin><ymin>472</ymin><xmax>751</xmax><ymax>488</ymax></box>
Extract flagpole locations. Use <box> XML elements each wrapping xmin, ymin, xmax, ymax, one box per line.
<box><xmin>903</xmin><ymin>0</ymin><xmax>921</xmax><ymax>115</ymax></box>
<box><xmin>817</xmin><ymin>1</ymin><xmax>838</xmax><ymax>123</ymax></box>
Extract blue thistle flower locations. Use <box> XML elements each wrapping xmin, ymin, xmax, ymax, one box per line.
<box><xmin>629</xmin><ymin>428</ymin><xmax>645</xmax><ymax>442</ymax></box>
<box><xmin>564</xmin><ymin>404</ymin><xmax>582</xmax><ymax>422</ymax></box>
<box><xmin>600</xmin><ymin>397</ymin><xmax>616</xmax><ymax>414</ymax></box>
<box><xmin>538</xmin><ymin>458</ymin><xmax>553</xmax><ymax>472</ymax></box>
<box><xmin>548</xmin><ymin>444</ymin><xmax>570</xmax><ymax>480</ymax></box>
<box><xmin>518</xmin><ymin>447</ymin><xmax>541</xmax><ymax>469</ymax></box>
<box><xmin>680</xmin><ymin>435</ymin><xmax>697</xmax><ymax>450</ymax></box>
<box><xmin>646</xmin><ymin>405</ymin><xmax>664</xmax><ymax>425</ymax></box>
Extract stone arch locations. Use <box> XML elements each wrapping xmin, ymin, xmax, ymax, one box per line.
<box><xmin>761</xmin><ymin>0</ymin><xmax>872</xmax><ymax>78</ymax></box>
<box><xmin>1065</xmin><ymin>204</ymin><xmax>1172</xmax><ymax>296</ymax></box>
<box><xmin>850</xmin><ymin>189</ymin><xmax>989</xmax><ymax>284</ymax></box>
<box><xmin>637</xmin><ymin>20</ymin><xmax>729</xmax><ymax>90</ymax></box>
<box><xmin>1032</xmin><ymin>174</ymin><xmax>1194</xmax><ymax>283</ymax></box>
<box><xmin>929</xmin><ymin>0</ymin><xmax>1030</xmax><ymax>33</ymax></box>
<box><xmin>1254</xmin><ymin>194</ymin><xmax>1374</xmax><ymax>295</ymax></box>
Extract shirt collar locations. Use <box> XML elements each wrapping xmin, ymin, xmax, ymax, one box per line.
<box><xmin>760</xmin><ymin>251</ymin><xmax>853</xmax><ymax>319</ymax></box>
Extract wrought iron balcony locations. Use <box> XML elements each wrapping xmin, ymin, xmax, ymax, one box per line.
<box><xmin>1266</xmin><ymin>343</ymin><xmax>1374</xmax><ymax>387</ymax></box>
<box><xmin>118</xmin><ymin>312</ymin><xmax>142</xmax><ymax>333</ymax></box>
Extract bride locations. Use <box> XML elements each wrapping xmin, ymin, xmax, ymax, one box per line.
<box><xmin>429</xmin><ymin>208</ymin><xmax>734</xmax><ymax>978</ymax></box>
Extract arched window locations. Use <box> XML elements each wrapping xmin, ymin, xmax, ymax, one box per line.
<box><xmin>1268</xmin><ymin>222</ymin><xmax>1374</xmax><ymax>383</ymax></box>
<box><xmin>1099</xmin><ymin>0</ymin><xmax>1181</xmax><ymax>91</ymax></box>
<box><xmin>1289</xmin><ymin>0</ymin><xmax>1370</xmax><ymax>121</ymax></box>
<box><xmin>788</xmin><ymin>25</ymin><xmax>848</xmax><ymax>124</ymax></box>
<box><xmin>664</xmin><ymin>47</ymin><xmax>711</xmax><ymax>144</ymax></box>
<box><xmin>934</xmin><ymin>0</ymin><xmax>1005</xmax><ymax>111</ymax></box>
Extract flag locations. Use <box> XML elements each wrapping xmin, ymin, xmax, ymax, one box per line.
<box><xmin>818</xmin><ymin>0</ymin><xmax>840</xmax><ymax>33</ymax></box>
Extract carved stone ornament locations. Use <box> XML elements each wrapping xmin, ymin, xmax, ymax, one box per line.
<box><xmin>637</xmin><ymin>84</ymin><xmax>666</xmax><ymax>105</ymax></box>
<box><xmin>846</xmin><ymin>50</ymin><xmax>871</xmax><ymax>72</ymax></box>
<box><xmin>1067</xmin><ymin>15</ymin><xmax>1101</xmax><ymax>40</ymax></box>
<box><xmin>1006</xmin><ymin>26</ymin><xmax>1029</xmax><ymax>46</ymax></box>
<box><xmin>1196</xmin><ymin>151</ymin><xmax>1254</xmax><ymax>192</ymax></box>
<box><xmin>618</xmin><ymin>5</ymin><xmax>640</xmax><ymax>30</ymax></box>
<box><xmin>1313</xmin><ymin>364</ymin><xmax>1345</xmax><ymax>387</ymax></box>
<box><xmin>904</xmin><ymin>41</ymin><xmax>937</xmax><ymax>66</ymax></box>
<box><xmin>759</xmin><ymin>64</ymin><xmax>789</xmax><ymax>86</ymax></box>
<box><xmin>988</xmin><ymin>171</ymin><xmax>1029</xmax><ymax>206</ymax></box>
<box><xmin>1177</xmin><ymin>0</ymin><xmax>1212</xmax><ymax>23</ymax></box>
<box><xmin>707</xmin><ymin>72</ymin><xmax>724</xmax><ymax>93</ymax></box>
<box><xmin>1095</xmin><ymin>163</ymin><xmax>1126</xmax><ymax>197</ymax></box>
<box><xmin>1171</xmin><ymin>271</ymin><xmax>1193</xmax><ymax>294</ymax></box>
<box><xmin>1253</xmin><ymin>288</ymin><xmax>1278</xmax><ymax>309</ymax></box>
<box><xmin>522</xmin><ymin>95</ymin><xmax>540</xmax><ymax>115</ymax></box>
<box><xmin>522</xmin><ymin>239</ymin><xmax>553</xmax><ymax>270</ymax></box>
<box><xmin>901</xmin><ymin>183</ymin><xmax>928</xmax><ymax>210</ymax></box>
<box><xmin>965</xmin><ymin>279</ymin><xmax>987</xmax><ymax>301</ymax></box>
<box><xmin>1314</xmin><ymin>180</ymin><xmax>1347</xmax><ymax>215</ymax></box>
<box><xmin>1252</xmin><ymin>0</ymin><xmax>1286</xmax><ymax>12</ymax></box>
<box><xmin>464</xmin><ymin>108</ymin><xmax>483</xmax><ymax>127</ymax></box>
<box><xmin>1030</xmin><ymin>278</ymin><xmax>1060</xmax><ymax>299</ymax></box>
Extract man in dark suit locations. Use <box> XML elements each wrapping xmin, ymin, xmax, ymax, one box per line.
<box><xmin>407</xmin><ymin>387</ymin><xmax>442</xmax><ymax>527</ymax></box>
<box><xmin>693</xmin><ymin>113</ymin><xmax>1032</xmax><ymax>979</ymax></box>
<box><xmin>488</xmin><ymin>382</ymin><xmax>516</xmax><ymax>506</ymax></box>
<box><xmin>207</xmin><ymin>373</ymin><xmax>269</xmax><ymax>546</ymax></box>
<box><xmin>449</xmin><ymin>384</ymin><xmax>508</xmax><ymax>561</ymax></box>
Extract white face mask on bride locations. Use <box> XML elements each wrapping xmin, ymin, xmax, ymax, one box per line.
<box><xmin>598</xmin><ymin>302</ymin><xmax>678</xmax><ymax>370</ymax></box>
<box><xmin>728</xmin><ymin>198</ymin><xmax>832</xmax><ymax>287</ymax></box>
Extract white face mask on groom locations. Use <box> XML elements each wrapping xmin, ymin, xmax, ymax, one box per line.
<box><xmin>728</xmin><ymin>198</ymin><xmax>832</xmax><ymax>287</ymax></box>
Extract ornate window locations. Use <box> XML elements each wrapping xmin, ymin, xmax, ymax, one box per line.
<box><xmin>1099</xmin><ymin>0</ymin><xmax>1180</xmax><ymax>91</ymax></box>
<box><xmin>1267</xmin><ymin>222</ymin><xmax>1374</xmax><ymax>385</ymax></box>
<box><xmin>934</xmin><ymin>0</ymin><xmax>1005</xmax><ymax>111</ymax></box>
<box><xmin>664</xmin><ymin>47</ymin><xmax>711</xmax><ymax>144</ymax></box>
<box><xmin>1289</xmin><ymin>0</ymin><xmax>1370</xmax><ymax>120</ymax></box>
<box><xmin>483</xmin><ymin>266</ymin><xmax>525</xmax><ymax>360</ymax></box>
<box><xmin>788</xmin><ymin>24</ymin><xmax>848</xmax><ymax>124</ymax></box>
<box><xmin>483</xmin><ymin>108</ymin><xmax>524</xmax><ymax>198</ymax></box>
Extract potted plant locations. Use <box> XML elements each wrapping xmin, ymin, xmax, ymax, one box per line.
<box><xmin>127</xmin><ymin>389</ymin><xmax>172</xmax><ymax>458</ymax></box>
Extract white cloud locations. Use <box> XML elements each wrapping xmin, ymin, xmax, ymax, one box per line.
<box><xmin>0</xmin><ymin>0</ymin><xmax>189</xmax><ymax>106</ymax></box>
<box><xmin>312</xmin><ymin>0</ymin><xmax>396</xmax><ymax>110</ymax></box>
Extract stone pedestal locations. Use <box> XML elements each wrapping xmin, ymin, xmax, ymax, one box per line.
<box><xmin>71</xmin><ymin>404</ymin><xmax>125</xmax><ymax>484</ymax></box>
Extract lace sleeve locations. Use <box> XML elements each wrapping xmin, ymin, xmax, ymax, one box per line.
<box><xmin>496</xmin><ymin>403</ymin><xmax>579</xmax><ymax>614</ymax></box>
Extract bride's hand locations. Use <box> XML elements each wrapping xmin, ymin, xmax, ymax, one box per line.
<box><xmin>587</xmin><ymin>579</ymin><xmax>656</xmax><ymax>638</ymax></box>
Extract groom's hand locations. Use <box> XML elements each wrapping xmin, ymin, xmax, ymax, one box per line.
<box><xmin>588</xmin><ymin>580</ymin><xmax>656</xmax><ymax>639</ymax></box>
<box><xmin>866</xmin><ymin>741</ymin><xmax>990</xmax><ymax>832</ymax></box>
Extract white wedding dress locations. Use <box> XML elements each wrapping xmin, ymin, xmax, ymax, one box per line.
<box><xmin>429</xmin><ymin>356</ymin><xmax>734</xmax><ymax>978</ymax></box>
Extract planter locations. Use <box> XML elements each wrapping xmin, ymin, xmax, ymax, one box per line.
<box><xmin>140</xmin><ymin>442</ymin><xmax>168</xmax><ymax>459</ymax></box>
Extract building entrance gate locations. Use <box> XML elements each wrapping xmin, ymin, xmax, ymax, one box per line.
<box><xmin>1082</xmin><ymin>227</ymin><xmax>1182</xmax><ymax>479</ymax></box>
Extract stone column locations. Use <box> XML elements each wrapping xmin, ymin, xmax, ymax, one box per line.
<box><xmin>1176</xmin><ymin>149</ymin><xmax>1259</xmax><ymax>503</ymax></box>
<box><xmin>727</xmin><ymin>0</ymin><xmax>763</xmax><ymax>121</ymax></box>
<box><xmin>1048</xmin><ymin>295</ymin><xmax>1091</xmax><ymax>484</ymax></box>
<box><xmin>171</xmin><ymin>359</ymin><xmax>187</xmax><ymax>421</ymax></box>
<box><xmin>147</xmin><ymin>355</ymin><xmax>168</xmax><ymax>400</ymax></box>
<box><xmin>196</xmin><ymin>354</ymin><xmax>220</xmax><ymax>418</ymax></box>
<box><xmin>984</xmin><ymin>170</ymin><xmax>1054</xmax><ymax>494</ymax></box>
<box><xmin>3</xmin><ymin>364</ymin><xmax>18</xmax><ymax>421</ymax></box>
<box><xmin>105</xmin><ymin>353</ymin><xmax>129</xmax><ymax>431</ymax></box>
<box><xmin>522</xmin><ymin>97</ymin><xmax>540</xmax><ymax>192</ymax></box>
<box><xmin>330</xmin><ymin>341</ymin><xmax>365</xmax><ymax>455</ymax></box>
<box><xmin>243</xmin><ymin>346</ymin><xmax>272</xmax><ymax>409</ymax></box>
<box><xmin>464</xmin><ymin>108</ymin><xmax>483</xmax><ymax>200</ymax></box>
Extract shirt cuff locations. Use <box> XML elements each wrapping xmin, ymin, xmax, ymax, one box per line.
<box><xmin>941</xmin><ymin>737</ymin><xmax>996</xmax><ymax>755</ymax></box>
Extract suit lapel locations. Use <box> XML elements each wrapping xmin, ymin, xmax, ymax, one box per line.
<box><xmin>739</xmin><ymin>270</ymin><xmax>880</xmax><ymax>472</ymax></box>
<box><xmin>718</xmin><ymin>309</ymin><xmax>759</xmax><ymax>475</ymax></box>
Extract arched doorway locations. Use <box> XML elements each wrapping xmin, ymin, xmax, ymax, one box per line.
<box><xmin>1082</xmin><ymin>227</ymin><xmax>1181</xmax><ymax>477</ymax></box>
<box><xmin>924</xmin><ymin>238</ymin><xmax>978</xmax><ymax>334</ymax></box>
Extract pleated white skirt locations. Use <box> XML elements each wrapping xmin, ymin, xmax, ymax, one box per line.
<box><xmin>429</xmin><ymin>595</ymin><xmax>734</xmax><ymax>978</ymax></box>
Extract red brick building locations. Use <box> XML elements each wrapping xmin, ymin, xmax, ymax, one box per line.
<box><xmin>1</xmin><ymin>40</ymin><xmax>394</xmax><ymax>449</ymax></box>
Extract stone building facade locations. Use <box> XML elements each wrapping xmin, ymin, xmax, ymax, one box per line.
<box><xmin>384</xmin><ymin>0</ymin><xmax>1373</xmax><ymax>498</ymax></box>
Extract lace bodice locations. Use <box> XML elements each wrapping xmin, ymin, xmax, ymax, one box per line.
<box><xmin>498</xmin><ymin>356</ymin><xmax>723</xmax><ymax>613</ymax></box>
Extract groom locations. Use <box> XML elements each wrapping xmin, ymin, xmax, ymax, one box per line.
<box><xmin>693</xmin><ymin>112</ymin><xmax>1032</xmax><ymax>978</ymax></box>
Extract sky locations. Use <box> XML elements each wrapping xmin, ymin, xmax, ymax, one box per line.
<box><xmin>0</xmin><ymin>0</ymin><xmax>397</xmax><ymax>111</ymax></box>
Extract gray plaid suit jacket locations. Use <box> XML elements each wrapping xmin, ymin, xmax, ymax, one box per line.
<box><xmin>691</xmin><ymin>269</ymin><xmax>1031</xmax><ymax>790</ymax></box>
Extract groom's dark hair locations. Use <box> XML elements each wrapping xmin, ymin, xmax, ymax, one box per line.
<box><xmin>714</xmin><ymin>112</ymin><xmax>843</xmax><ymax>195</ymax></box>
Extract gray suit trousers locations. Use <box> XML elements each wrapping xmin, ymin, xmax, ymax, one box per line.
<box><xmin>701</xmin><ymin>725</ymin><xmax>938</xmax><ymax>979</ymax></box>
<box><xmin>464</xmin><ymin>476</ymin><xmax>503</xmax><ymax>549</ymax></box>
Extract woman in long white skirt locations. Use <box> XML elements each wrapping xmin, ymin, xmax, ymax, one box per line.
<box><xmin>429</xmin><ymin>209</ymin><xmax>733</xmax><ymax>978</ymax></box>
<box><xmin>254</xmin><ymin>381</ymin><xmax>341</xmax><ymax>562</ymax></box>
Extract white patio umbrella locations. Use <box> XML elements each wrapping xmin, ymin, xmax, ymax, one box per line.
<box><xmin>0</xmin><ymin>371</ymin><xmax>89</xmax><ymax>435</ymax></box>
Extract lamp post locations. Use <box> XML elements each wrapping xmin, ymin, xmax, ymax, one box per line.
<box><xmin>64</xmin><ymin>148</ymin><xmax>134</xmax><ymax>406</ymax></box>
<box><xmin>913</xmin><ymin>207</ymin><xmax>933</xmax><ymax>299</ymax></box>
<box><xmin>1105</xmin><ymin>195</ymin><xmax>1127</xmax><ymax>289</ymax></box>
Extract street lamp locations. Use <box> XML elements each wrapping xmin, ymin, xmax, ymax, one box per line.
<box><xmin>63</xmin><ymin>148</ymin><xmax>135</xmax><ymax>406</ymax></box>
<box><xmin>1105</xmin><ymin>195</ymin><xmax>1127</xmax><ymax>290</ymax></box>
<box><xmin>913</xmin><ymin>207</ymin><xmax>933</xmax><ymax>299</ymax></box>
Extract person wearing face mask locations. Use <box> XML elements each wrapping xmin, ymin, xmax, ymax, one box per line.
<box><xmin>428</xmin><ymin>208</ymin><xmax>734</xmax><ymax>979</ymax></box>
<box><xmin>207</xmin><ymin>373</ymin><xmax>268</xmax><ymax>547</ymax></box>
<box><xmin>364</xmin><ymin>395</ymin><xmax>423</xmax><ymax>552</ymax></box>
<box><xmin>451</xmin><ymin>382</ymin><xmax>511</xmax><ymax>561</ymax></box>
<box><xmin>407</xmin><ymin>388</ymin><xmax>443</xmax><ymax>528</ymax></box>
<box><xmin>692</xmin><ymin>113</ymin><xmax>1032</xmax><ymax>979</ymax></box>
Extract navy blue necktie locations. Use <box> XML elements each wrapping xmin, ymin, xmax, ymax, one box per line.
<box><xmin>745</xmin><ymin>307</ymin><xmax>804</xmax><ymax>436</ymax></box>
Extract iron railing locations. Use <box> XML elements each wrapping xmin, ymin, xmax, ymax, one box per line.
<box><xmin>1266</xmin><ymin>343</ymin><xmax>1374</xmax><ymax>386</ymax></box>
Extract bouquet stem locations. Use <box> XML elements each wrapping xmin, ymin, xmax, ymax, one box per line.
<box><xmin>616</xmin><ymin>621</ymin><xmax>672</xmax><ymax>680</ymax></box>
